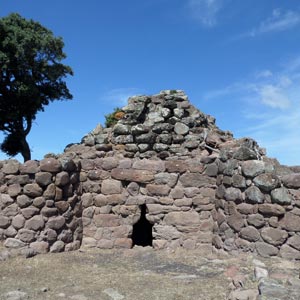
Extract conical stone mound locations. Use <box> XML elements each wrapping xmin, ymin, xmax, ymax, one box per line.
<box><xmin>64</xmin><ymin>90</ymin><xmax>264</xmax><ymax>162</ymax></box>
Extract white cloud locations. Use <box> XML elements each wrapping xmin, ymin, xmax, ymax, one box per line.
<box><xmin>258</xmin><ymin>84</ymin><xmax>291</xmax><ymax>109</ymax></box>
<box><xmin>203</xmin><ymin>56</ymin><xmax>300</xmax><ymax>165</ymax></box>
<box><xmin>187</xmin><ymin>0</ymin><xmax>223</xmax><ymax>27</ymax></box>
<box><xmin>100</xmin><ymin>88</ymin><xmax>146</xmax><ymax>107</ymax></box>
<box><xmin>248</xmin><ymin>9</ymin><xmax>300</xmax><ymax>37</ymax></box>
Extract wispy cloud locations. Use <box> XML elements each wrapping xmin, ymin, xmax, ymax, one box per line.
<box><xmin>186</xmin><ymin>0</ymin><xmax>224</xmax><ymax>27</ymax></box>
<box><xmin>246</xmin><ymin>9</ymin><xmax>300</xmax><ymax>37</ymax></box>
<box><xmin>203</xmin><ymin>56</ymin><xmax>300</xmax><ymax>165</ymax></box>
<box><xmin>99</xmin><ymin>88</ymin><xmax>146</xmax><ymax>107</ymax></box>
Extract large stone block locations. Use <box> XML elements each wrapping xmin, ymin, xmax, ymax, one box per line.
<box><xmin>240</xmin><ymin>226</ymin><xmax>260</xmax><ymax>242</ymax></box>
<box><xmin>164</xmin><ymin>211</ymin><xmax>200</xmax><ymax>228</ymax></box>
<box><xmin>23</xmin><ymin>183</ymin><xmax>43</xmax><ymax>198</ymax></box>
<box><xmin>154</xmin><ymin>173</ymin><xmax>178</xmax><ymax>187</ymax></box>
<box><xmin>133</xmin><ymin>159</ymin><xmax>165</xmax><ymax>172</ymax></box>
<box><xmin>258</xmin><ymin>204</ymin><xmax>285</xmax><ymax>216</ymax></box>
<box><xmin>227</xmin><ymin>213</ymin><xmax>245</xmax><ymax>232</ymax></box>
<box><xmin>25</xmin><ymin>215</ymin><xmax>45</xmax><ymax>231</ymax></box>
<box><xmin>111</xmin><ymin>168</ymin><xmax>154</xmax><ymax>183</ymax></box>
<box><xmin>279</xmin><ymin>244</ymin><xmax>300</xmax><ymax>260</ymax></box>
<box><xmin>241</xmin><ymin>160</ymin><xmax>265</xmax><ymax>177</ymax></box>
<box><xmin>261</xmin><ymin>227</ymin><xmax>288</xmax><ymax>246</ymax></box>
<box><xmin>146</xmin><ymin>184</ymin><xmax>171</xmax><ymax>196</ymax></box>
<box><xmin>271</xmin><ymin>187</ymin><xmax>293</xmax><ymax>205</ymax></box>
<box><xmin>180</xmin><ymin>173</ymin><xmax>216</xmax><ymax>188</ymax></box>
<box><xmin>282</xmin><ymin>173</ymin><xmax>300</xmax><ymax>188</ymax></box>
<box><xmin>280</xmin><ymin>212</ymin><xmax>300</xmax><ymax>232</ymax></box>
<box><xmin>101</xmin><ymin>179</ymin><xmax>122</xmax><ymax>195</ymax></box>
<box><xmin>256</xmin><ymin>242</ymin><xmax>279</xmax><ymax>257</ymax></box>
<box><xmin>40</xmin><ymin>158</ymin><xmax>62</xmax><ymax>173</ymax></box>
<box><xmin>253</xmin><ymin>173</ymin><xmax>280</xmax><ymax>192</ymax></box>
<box><xmin>245</xmin><ymin>186</ymin><xmax>264</xmax><ymax>204</ymax></box>
<box><xmin>94</xmin><ymin>214</ymin><xmax>121</xmax><ymax>227</ymax></box>
<box><xmin>165</xmin><ymin>160</ymin><xmax>187</xmax><ymax>173</ymax></box>
<box><xmin>0</xmin><ymin>216</ymin><xmax>10</xmax><ymax>229</ymax></box>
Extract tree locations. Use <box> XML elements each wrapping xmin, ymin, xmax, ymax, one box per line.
<box><xmin>0</xmin><ymin>13</ymin><xmax>73</xmax><ymax>162</ymax></box>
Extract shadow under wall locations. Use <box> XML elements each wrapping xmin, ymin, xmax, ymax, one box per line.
<box><xmin>132</xmin><ymin>204</ymin><xmax>153</xmax><ymax>247</ymax></box>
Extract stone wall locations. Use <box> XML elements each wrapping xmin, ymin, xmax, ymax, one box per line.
<box><xmin>1</xmin><ymin>90</ymin><xmax>300</xmax><ymax>259</ymax></box>
<box><xmin>0</xmin><ymin>157</ymin><xmax>82</xmax><ymax>256</ymax></box>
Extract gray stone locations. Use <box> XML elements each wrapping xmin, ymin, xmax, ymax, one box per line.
<box><xmin>240</xmin><ymin>226</ymin><xmax>260</xmax><ymax>242</ymax></box>
<box><xmin>237</xmin><ymin>203</ymin><xmax>255</xmax><ymax>214</ymax></box>
<box><xmin>0</xmin><ymin>194</ymin><xmax>14</xmax><ymax>208</ymax></box>
<box><xmin>258</xmin><ymin>204</ymin><xmax>285</xmax><ymax>216</ymax></box>
<box><xmin>256</xmin><ymin>242</ymin><xmax>278</xmax><ymax>257</ymax></box>
<box><xmin>50</xmin><ymin>240</ymin><xmax>65</xmax><ymax>253</ymax></box>
<box><xmin>23</xmin><ymin>183</ymin><xmax>43</xmax><ymax>197</ymax></box>
<box><xmin>224</xmin><ymin>187</ymin><xmax>243</xmax><ymax>202</ymax></box>
<box><xmin>17</xmin><ymin>229</ymin><xmax>36</xmax><ymax>243</ymax></box>
<box><xmin>4</xmin><ymin>238</ymin><xmax>26</xmax><ymax>248</ymax></box>
<box><xmin>245</xmin><ymin>186</ymin><xmax>265</xmax><ymax>204</ymax></box>
<box><xmin>258</xmin><ymin>279</ymin><xmax>287</xmax><ymax>299</ymax></box>
<box><xmin>0</xmin><ymin>216</ymin><xmax>10</xmax><ymax>228</ymax></box>
<box><xmin>30</xmin><ymin>241</ymin><xmax>49</xmax><ymax>254</ymax></box>
<box><xmin>180</xmin><ymin>173</ymin><xmax>216</xmax><ymax>188</ymax></box>
<box><xmin>40</xmin><ymin>158</ymin><xmax>62</xmax><ymax>173</ymax></box>
<box><xmin>101</xmin><ymin>179</ymin><xmax>122</xmax><ymax>195</ymax></box>
<box><xmin>147</xmin><ymin>184</ymin><xmax>170</xmax><ymax>196</ymax></box>
<box><xmin>47</xmin><ymin>216</ymin><xmax>66</xmax><ymax>230</ymax></box>
<box><xmin>227</xmin><ymin>213</ymin><xmax>245</xmax><ymax>232</ymax></box>
<box><xmin>280</xmin><ymin>244</ymin><xmax>300</xmax><ymax>259</ymax></box>
<box><xmin>247</xmin><ymin>214</ymin><xmax>265</xmax><ymax>228</ymax></box>
<box><xmin>55</xmin><ymin>171</ymin><xmax>70</xmax><ymax>186</ymax></box>
<box><xmin>165</xmin><ymin>160</ymin><xmax>187</xmax><ymax>173</ymax></box>
<box><xmin>287</xmin><ymin>234</ymin><xmax>300</xmax><ymax>250</ymax></box>
<box><xmin>232</xmin><ymin>174</ymin><xmax>246</xmax><ymax>188</ymax></box>
<box><xmin>2</xmin><ymin>203</ymin><xmax>19</xmax><ymax>217</ymax></box>
<box><xmin>153</xmin><ymin>225</ymin><xmax>182</xmax><ymax>240</ymax></box>
<box><xmin>253</xmin><ymin>173</ymin><xmax>280</xmax><ymax>192</ymax></box>
<box><xmin>271</xmin><ymin>187</ymin><xmax>293</xmax><ymax>205</ymax></box>
<box><xmin>20</xmin><ymin>160</ymin><xmax>40</xmax><ymax>174</ymax></box>
<box><xmin>174</xmin><ymin>122</ymin><xmax>189</xmax><ymax>135</ymax></box>
<box><xmin>154</xmin><ymin>173</ymin><xmax>178</xmax><ymax>187</ymax></box>
<box><xmin>135</xmin><ymin>132</ymin><xmax>156</xmax><ymax>144</ymax></box>
<box><xmin>282</xmin><ymin>173</ymin><xmax>300</xmax><ymax>188</ymax></box>
<box><xmin>233</xmin><ymin>146</ymin><xmax>258</xmax><ymax>160</ymax></box>
<box><xmin>2</xmin><ymin>161</ymin><xmax>20</xmax><ymax>174</ymax></box>
<box><xmin>241</xmin><ymin>160</ymin><xmax>265</xmax><ymax>177</ymax></box>
<box><xmin>16</xmin><ymin>195</ymin><xmax>32</xmax><ymax>208</ymax></box>
<box><xmin>111</xmin><ymin>168</ymin><xmax>155</xmax><ymax>183</ymax></box>
<box><xmin>25</xmin><ymin>215</ymin><xmax>45</xmax><ymax>231</ymax></box>
<box><xmin>132</xmin><ymin>159</ymin><xmax>165</xmax><ymax>172</ymax></box>
<box><xmin>280</xmin><ymin>212</ymin><xmax>300</xmax><ymax>232</ymax></box>
<box><xmin>11</xmin><ymin>214</ymin><xmax>25</xmax><ymax>229</ymax></box>
<box><xmin>261</xmin><ymin>227</ymin><xmax>288</xmax><ymax>246</ymax></box>
<box><xmin>8</xmin><ymin>184</ymin><xmax>21</xmax><ymax>197</ymax></box>
<box><xmin>21</xmin><ymin>207</ymin><xmax>39</xmax><ymax>219</ymax></box>
<box><xmin>205</xmin><ymin>163</ymin><xmax>218</xmax><ymax>177</ymax></box>
<box><xmin>113</xmin><ymin>124</ymin><xmax>131</xmax><ymax>135</ymax></box>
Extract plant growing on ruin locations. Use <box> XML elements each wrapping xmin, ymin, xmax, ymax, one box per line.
<box><xmin>0</xmin><ymin>13</ymin><xmax>73</xmax><ymax>162</ymax></box>
<box><xmin>104</xmin><ymin>107</ymin><xmax>124</xmax><ymax>128</ymax></box>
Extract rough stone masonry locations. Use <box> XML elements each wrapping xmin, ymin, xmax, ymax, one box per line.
<box><xmin>0</xmin><ymin>90</ymin><xmax>300</xmax><ymax>259</ymax></box>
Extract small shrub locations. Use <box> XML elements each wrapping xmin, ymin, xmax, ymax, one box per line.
<box><xmin>105</xmin><ymin>107</ymin><xmax>123</xmax><ymax>128</ymax></box>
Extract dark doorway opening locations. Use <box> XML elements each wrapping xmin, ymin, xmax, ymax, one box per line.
<box><xmin>132</xmin><ymin>204</ymin><xmax>153</xmax><ymax>247</ymax></box>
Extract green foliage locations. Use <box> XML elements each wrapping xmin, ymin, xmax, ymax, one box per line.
<box><xmin>104</xmin><ymin>107</ymin><xmax>123</xmax><ymax>128</ymax></box>
<box><xmin>170</xmin><ymin>90</ymin><xmax>177</xmax><ymax>94</ymax></box>
<box><xmin>0</xmin><ymin>13</ymin><xmax>73</xmax><ymax>161</ymax></box>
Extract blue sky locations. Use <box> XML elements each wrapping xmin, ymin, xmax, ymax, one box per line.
<box><xmin>0</xmin><ymin>0</ymin><xmax>300</xmax><ymax>166</ymax></box>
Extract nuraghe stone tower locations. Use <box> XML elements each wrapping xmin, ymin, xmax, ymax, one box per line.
<box><xmin>0</xmin><ymin>90</ymin><xmax>300</xmax><ymax>259</ymax></box>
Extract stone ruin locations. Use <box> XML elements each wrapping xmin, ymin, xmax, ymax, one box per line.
<box><xmin>0</xmin><ymin>90</ymin><xmax>300</xmax><ymax>259</ymax></box>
